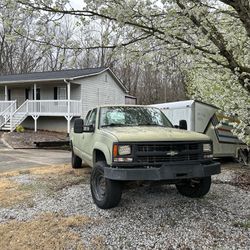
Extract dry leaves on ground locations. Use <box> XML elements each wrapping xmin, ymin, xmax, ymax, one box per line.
<box><xmin>0</xmin><ymin>213</ymin><xmax>100</xmax><ymax>250</ymax></box>
<box><xmin>0</xmin><ymin>179</ymin><xmax>33</xmax><ymax>207</ymax></box>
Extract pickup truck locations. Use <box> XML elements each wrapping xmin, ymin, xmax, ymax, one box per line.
<box><xmin>70</xmin><ymin>105</ymin><xmax>221</xmax><ymax>209</ymax></box>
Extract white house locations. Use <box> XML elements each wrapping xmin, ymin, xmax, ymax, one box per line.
<box><xmin>0</xmin><ymin>67</ymin><xmax>135</xmax><ymax>133</ymax></box>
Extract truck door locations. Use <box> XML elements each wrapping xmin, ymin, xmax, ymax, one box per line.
<box><xmin>73</xmin><ymin>110</ymin><xmax>91</xmax><ymax>153</ymax></box>
<box><xmin>80</xmin><ymin>108</ymin><xmax>97</xmax><ymax>165</ymax></box>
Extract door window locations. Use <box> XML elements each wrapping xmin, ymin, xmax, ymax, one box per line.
<box><xmin>86</xmin><ymin>109</ymin><xmax>97</xmax><ymax>126</ymax></box>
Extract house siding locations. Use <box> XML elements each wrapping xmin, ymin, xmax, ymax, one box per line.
<box><xmin>70</xmin><ymin>84</ymin><xmax>81</xmax><ymax>100</ymax></box>
<box><xmin>0</xmin><ymin>87</ymin><xmax>5</xmax><ymax>100</ymax></box>
<box><xmin>74</xmin><ymin>72</ymin><xmax>126</xmax><ymax>117</ymax></box>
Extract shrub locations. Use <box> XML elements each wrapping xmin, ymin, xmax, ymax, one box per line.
<box><xmin>16</xmin><ymin>125</ymin><xmax>25</xmax><ymax>133</ymax></box>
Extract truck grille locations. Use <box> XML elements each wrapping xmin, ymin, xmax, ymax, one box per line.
<box><xmin>135</xmin><ymin>142</ymin><xmax>202</xmax><ymax>164</ymax></box>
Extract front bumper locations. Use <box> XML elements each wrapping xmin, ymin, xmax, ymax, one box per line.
<box><xmin>104</xmin><ymin>161</ymin><xmax>221</xmax><ymax>181</ymax></box>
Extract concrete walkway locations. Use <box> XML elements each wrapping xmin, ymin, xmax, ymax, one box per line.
<box><xmin>0</xmin><ymin>138</ymin><xmax>8</xmax><ymax>150</ymax></box>
<box><xmin>0</xmin><ymin>132</ymin><xmax>71</xmax><ymax>173</ymax></box>
<box><xmin>0</xmin><ymin>148</ymin><xmax>71</xmax><ymax>173</ymax></box>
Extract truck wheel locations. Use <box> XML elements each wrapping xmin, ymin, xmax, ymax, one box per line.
<box><xmin>91</xmin><ymin>161</ymin><xmax>122</xmax><ymax>209</ymax></box>
<box><xmin>71</xmin><ymin>150</ymin><xmax>82</xmax><ymax>169</ymax></box>
<box><xmin>176</xmin><ymin>176</ymin><xmax>211</xmax><ymax>198</ymax></box>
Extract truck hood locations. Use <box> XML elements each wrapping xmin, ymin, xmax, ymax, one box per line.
<box><xmin>102</xmin><ymin>126</ymin><xmax>210</xmax><ymax>142</ymax></box>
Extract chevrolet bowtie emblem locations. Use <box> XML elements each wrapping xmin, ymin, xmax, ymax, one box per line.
<box><xmin>166</xmin><ymin>151</ymin><xmax>178</xmax><ymax>156</ymax></box>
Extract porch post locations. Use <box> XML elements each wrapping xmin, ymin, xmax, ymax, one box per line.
<box><xmin>35</xmin><ymin>117</ymin><xmax>37</xmax><ymax>132</ymax></box>
<box><xmin>4</xmin><ymin>85</ymin><xmax>8</xmax><ymax>101</ymax></box>
<box><xmin>32</xmin><ymin>115</ymin><xmax>39</xmax><ymax>132</ymax></box>
<box><xmin>65</xmin><ymin>116</ymin><xmax>73</xmax><ymax>134</ymax></box>
<box><xmin>34</xmin><ymin>83</ymin><xmax>37</xmax><ymax>101</ymax></box>
<box><xmin>67</xmin><ymin>81</ymin><xmax>70</xmax><ymax>114</ymax></box>
<box><xmin>67</xmin><ymin>118</ymin><xmax>70</xmax><ymax>134</ymax></box>
<box><xmin>34</xmin><ymin>83</ymin><xmax>37</xmax><ymax>132</ymax></box>
<box><xmin>67</xmin><ymin>81</ymin><xmax>71</xmax><ymax>133</ymax></box>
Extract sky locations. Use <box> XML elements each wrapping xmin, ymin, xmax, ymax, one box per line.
<box><xmin>69</xmin><ymin>0</ymin><xmax>84</xmax><ymax>9</ymax></box>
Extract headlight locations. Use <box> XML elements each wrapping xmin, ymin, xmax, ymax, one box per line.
<box><xmin>203</xmin><ymin>143</ymin><xmax>213</xmax><ymax>159</ymax></box>
<box><xmin>203</xmin><ymin>143</ymin><xmax>212</xmax><ymax>153</ymax></box>
<box><xmin>118</xmin><ymin>145</ymin><xmax>131</xmax><ymax>155</ymax></box>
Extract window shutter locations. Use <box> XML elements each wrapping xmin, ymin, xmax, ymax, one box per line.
<box><xmin>8</xmin><ymin>89</ymin><xmax>11</xmax><ymax>100</ymax></box>
<box><xmin>54</xmin><ymin>87</ymin><xmax>58</xmax><ymax>100</ymax></box>
<box><xmin>25</xmin><ymin>89</ymin><xmax>29</xmax><ymax>100</ymax></box>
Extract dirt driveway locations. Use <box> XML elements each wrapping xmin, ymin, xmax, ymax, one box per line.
<box><xmin>0</xmin><ymin>148</ymin><xmax>70</xmax><ymax>173</ymax></box>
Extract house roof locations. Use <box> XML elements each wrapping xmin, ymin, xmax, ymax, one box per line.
<box><xmin>0</xmin><ymin>67</ymin><xmax>128</xmax><ymax>92</ymax></box>
<box><xmin>0</xmin><ymin>67</ymin><xmax>106</xmax><ymax>83</ymax></box>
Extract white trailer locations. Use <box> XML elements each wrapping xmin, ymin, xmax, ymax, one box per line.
<box><xmin>151</xmin><ymin>100</ymin><xmax>248</xmax><ymax>159</ymax></box>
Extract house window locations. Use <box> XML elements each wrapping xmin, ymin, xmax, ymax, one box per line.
<box><xmin>104</xmin><ymin>74</ymin><xmax>108</xmax><ymax>82</ymax></box>
<box><xmin>54</xmin><ymin>87</ymin><xmax>67</xmax><ymax>100</ymax></box>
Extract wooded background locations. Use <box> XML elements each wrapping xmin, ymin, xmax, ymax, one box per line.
<box><xmin>0</xmin><ymin>0</ymin><xmax>249</xmax><ymax>142</ymax></box>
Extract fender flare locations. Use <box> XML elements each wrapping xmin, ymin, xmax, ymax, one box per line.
<box><xmin>93</xmin><ymin>142</ymin><xmax>112</xmax><ymax>165</ymax></box>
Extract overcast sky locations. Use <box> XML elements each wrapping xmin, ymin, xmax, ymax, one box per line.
<box><xmin>70</xmin><ymin>0</ymin><xmax>84</xmax><ymax>9</ymax></box>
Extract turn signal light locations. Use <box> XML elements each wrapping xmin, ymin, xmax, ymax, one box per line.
<box><xmin>113</xmin><ymin>144</ymin><xmax>118</xmax><ymax>157</ymax></box>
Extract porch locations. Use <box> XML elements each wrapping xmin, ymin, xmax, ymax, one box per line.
<box><xmin>0</xmin><ymin>99</ymin><xmax>81</xmax><ymax>133</ymax></box>
<box><xmin>0</xmin><ymin>76</ymin><xmax>82</xmax><ymax>133</ymax></box>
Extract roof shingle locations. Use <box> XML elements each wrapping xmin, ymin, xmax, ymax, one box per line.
<box><xmin>0</xmin><ymin>67</ymin><xmax>107</xmax><ymax>83</ymax></box>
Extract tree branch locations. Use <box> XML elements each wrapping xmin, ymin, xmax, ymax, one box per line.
<box><xmin>219</xmin><ymin>0</ymin><xmax>250</xmax><ymax>37</ymax></box>
<box><xmin>14</xmin><ymin>28</ymin><xmax>152</xmax><ymax>50</ymax></box>
<box><xmin>176</xmin><ymin>0</ymin><xmax>250</xmax><ymax>93</ymax></box>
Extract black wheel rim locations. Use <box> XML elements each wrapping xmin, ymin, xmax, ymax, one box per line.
<box><xmin>92</xmin><ymin>170</ymin><xmax>106</xmax><ymax>201</ymax></box>
<box><xmin>189</xmin><ymin>178</ymin><xmax>201</xmax><ymax>188</ymax></box>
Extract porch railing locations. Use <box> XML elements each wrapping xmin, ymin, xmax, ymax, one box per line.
<box><xmin>0</xmin><ymin>101</ymin><xmax>16</xmax><ymax>114</ymax></box>
<box><xmin>27</xmin><ymin>100</ymin><xmax>81</xmax><ymax>116</ymax></box>
<box><xmin>9</xmin><ymin>100</ymin><xmax>29</xmax><ymax>131</ymax></box>
<box><xmin>0</xmin><ymin>99</ymin><xmax>81</xmax><ymax>131</ymax></box>
<box><xmin>0</xmin><ymin>101</ymin><xmax>17</xmax><ymax>128</ymax></box>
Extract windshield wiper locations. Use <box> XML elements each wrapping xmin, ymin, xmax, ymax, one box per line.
<box><xmin>101</xmin><ymin>123</ymin><xmax>128</xmax><ymax>127</ymax></box>
<box><xmin>137</xmin><ymin>123</ymin><xmax>165</xmax><ymax>127</ymax></box>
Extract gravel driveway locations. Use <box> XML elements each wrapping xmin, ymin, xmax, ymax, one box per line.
<box><xmin>0</xmin><ymin>163</ymin><xmax>249</xmax><ymax>249</ymax></box>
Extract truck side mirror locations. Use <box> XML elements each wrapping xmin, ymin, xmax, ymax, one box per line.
<box><xmin>179</xmin><ymin>120</ymin><xmax>187</xmax><ymax>130</ymax></box>
<box><xmin>74</xmin><ymin>118</ymin><xmax>84</xmax><ymax>133</ymax></box>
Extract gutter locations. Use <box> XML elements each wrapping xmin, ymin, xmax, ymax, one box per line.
<box><xmin>0</xmin><ymin>78</ymin><xmax>67</xmax><ymax>85</ymax></box>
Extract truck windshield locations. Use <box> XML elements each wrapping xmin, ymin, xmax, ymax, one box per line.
<box><xmin>100</xmin><ymin>106</ymin><xmax>173</xmax><ymax>128</ymax></box>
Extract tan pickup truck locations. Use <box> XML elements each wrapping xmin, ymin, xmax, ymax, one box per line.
<box><xmin>70</xmin><ymin>105</ymin><xmax>220</xmax><ymax>209</ymax></box>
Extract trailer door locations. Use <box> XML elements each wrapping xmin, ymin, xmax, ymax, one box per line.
<box><xmin>194</xmin><ymin>102</ymin><xmax>217</xmax><ymax>133</ymax></box>
<box><xmin>161</xmin><ymin>107</ymin><xmax>192</xmax><ymax>130</ymax></box>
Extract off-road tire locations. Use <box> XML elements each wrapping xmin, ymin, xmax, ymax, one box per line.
<box><xmin>71</xmin><ymin>149</ymin><xmax>82</xmax><ymax>169</ymax></box>
<box><xmin>91</xmin><ymin>161</ymin><xmax>122</xmax><ymax>209</ymax></box>
<box><xmin>176</xmin><ymin>176</ymin><xmax>211</xmax><ymax>198</ymax></box>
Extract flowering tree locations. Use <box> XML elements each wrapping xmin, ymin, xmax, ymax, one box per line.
<box><xmin>13</xmin><ymin>0</ymin><xmax>250</xmax><ymax>142</ymax></box>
